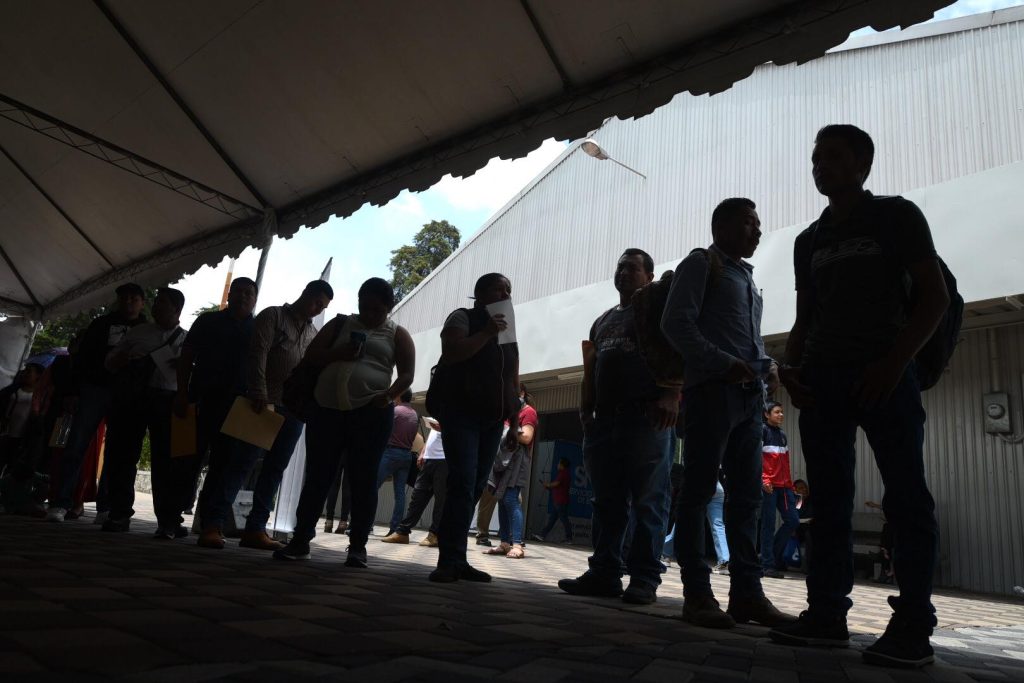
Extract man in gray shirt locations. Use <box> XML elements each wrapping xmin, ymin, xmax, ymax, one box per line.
<box><xmin>661</xmin><ymin>198</ymin><xmax>794</xmax><ymax>629</ymax></box>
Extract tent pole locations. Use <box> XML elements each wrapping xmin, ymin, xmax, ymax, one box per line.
<box><xmin>255</xmin><ymin>235</ymin><xmax>274</xmax><ymax>293</ymax></box>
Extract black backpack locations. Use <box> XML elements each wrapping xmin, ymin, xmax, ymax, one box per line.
<box><xmin>914</xmin><ymin>259</ymin><xmax>963</xmax><ymax>390</ymax></box>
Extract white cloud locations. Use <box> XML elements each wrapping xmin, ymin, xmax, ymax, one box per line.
<box><xmin>432</xmin><ymin>138</ymin><xmax>567</xmax><ymax>213</ymax></box>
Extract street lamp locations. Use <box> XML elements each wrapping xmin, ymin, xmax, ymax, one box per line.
<box><xmin>580</xmin><ymin>138</ymin><xmax>646</xmax><ymax>180</ymax></box>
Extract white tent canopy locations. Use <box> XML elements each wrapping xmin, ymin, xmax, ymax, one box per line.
<box><xmin>0</xmin><ymin>0</ymin><xmax>952</xmax><ymax>318</ymax></box>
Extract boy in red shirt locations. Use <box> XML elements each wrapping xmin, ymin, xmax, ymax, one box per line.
<box><xmin>533</xmin><ymin>457</ymin><xmax>574</xmax><ymax>543</ymax></box>
<box><xmin>761</xmin><ymin>402</ymin><xmax>798</xmax><ymax>578</ymax></box>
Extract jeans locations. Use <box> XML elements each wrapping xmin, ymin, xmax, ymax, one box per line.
<box><xmin>194</xmin><ymin>392</ymin><xmax>239</xmax><ymax>531</ymax></box>
<box><xmin>584</xmin><ymin>409</ymin><xmax>673</xmax><ymax>589</ymax></box>
<box><xmin>324</xmin><ymin>461</ymin><xmax>351</xmax><ymax>520</ymax></box>
<box><xmin>707</xmin><ymin>481</ymin><xmax>729</xmax><ymax>564</ymax></box>
<box><xmin>105</xmin><ymin>391</ymin><xmax>189</xmax><ymax>528</ymax></box>
<box><xmin>397</xmin><ymin>459</ymin><xmax>447</xmax><ymax>535</ymax></box>
<box><xmin>435</xmin><ymin>412</ymin><xmax>504</xmax><ymax>568</ymax></box>
<box><xmin>761</xmin><ymin>487</ymin><xmax>799</xmax><ymax>570</ymax></box>
<box><xmin>291</xmin><ymin>403</ymin><xmax>394</xmax><ymax>550</ymax></box>
<box><xmin>376</xmin><ymin>446</ymin><xmax>412</xmax><ymax>532</ymax></box>
<box><xmin>210</xmin><ymin>410</ymin><xmax>305</xmax><ymax>533</ymax></box>
<box><xmin>53</xmin><ymin>382</ymin><xmax>112</xmax><ymax>509</ymax></box>
<box><xmin>799</xmin><ymin>364</ymin><xmax>937</xmax><ymax>626</ymax></box>
<box><xmin>497</xmin><ymin>485</ymin><xmax>524</xmax><ymax>545</ymax></box>
<box><xmin>541</xmin><ymin>502</ymin><xmax>573</xmax><ymax>541</ymax></box>
<box><xmin>675</xmin><ymin>381</ymin><xmax>764</xmax><ymax>600</ymax></box>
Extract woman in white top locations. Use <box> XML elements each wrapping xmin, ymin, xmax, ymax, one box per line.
<box><xmin>274</xmin><ymin>278</ymin><xmax>415</xmax><ymax>567</ymax></box>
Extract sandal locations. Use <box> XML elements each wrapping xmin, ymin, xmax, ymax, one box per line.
<box><xmin>506</xmin><ymin>545</ymin><xmax>526</xmax><ymax>559</ymax></box>
<box><xmin>484</xmin><ymin>542</ymin><xmax>512</xmax><ymax>555</ymax></box>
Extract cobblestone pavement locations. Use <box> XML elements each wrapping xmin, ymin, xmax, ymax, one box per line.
<box><xmin>2</xmin><ymin>495</ymin><xmax>1023</xmax><ymax>681</ymax></box>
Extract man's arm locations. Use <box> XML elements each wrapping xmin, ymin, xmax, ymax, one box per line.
<box><xmin>660</xmin><ymin>253</ymin><xmax>748</xmax><ymax>381</ymax></box>
<box><xmin>380</xmin><ymin>325</ymin><xmax>416</xmax><ymax>404</ymax></box>
<box><xmin>780</xmin><ymin>289</ymin><xmax>815</xmax><ymax>408</ymax></box>
<box><xmin>245</xmin><ymin>309</ymin><xmax>277</xmax><ymax>411</ymax></box>
<box><xmin>856</xmin><ymin>259</ymin><xmax>948</xmax><ymax>407</ymax></box>
<box><xmin>580</xmin><ymin>336</ymin><xmax>597</xmax><ymax>424</ymax></box>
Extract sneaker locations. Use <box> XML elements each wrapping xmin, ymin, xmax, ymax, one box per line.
<box><xmin>770</xmin><ymin>611</ymin><xmax>850</xmax><ymax>647</ymax></box>
<box><xmin>45</xmin><ymin>507</ymin><xmax>67</xmax><ymax>523</ymax></box>
<box><xmin>381</xmin><ymin>532</ymin><xmax>409</xmax><ymax>544</ymax></box>
<box><xmin>101</xmin><ymin>517</ymin><xmax>130</xmax><ymax>533</ymax></box>
<box><xmin>711</xmin><ymin>562</ymin><xmax>730</xmax><ymax>575</ymax></box>
<box><xmin>196</xmin><ymin>528</ymin><xmax>225</xmax><ymax>549</ymax></box>
<box><xmin>862</xmin><ymin>604</ymin><xmax>935</xmax><ymax>668</ymax></box>
<box><xmin>239</xmin><ymin>530</ymin><xmax>285</xmax><ymax>551</ymax></box>
<box><xmin>345</xmin><ymin>547</ymin><xmax>368</xmax><ymax>568</ymax></box>
<box><xmin>153</xmin><ymin>527</ymin><xmax>174</xmax><ymax>540</ymax></box>
<box><xmin>459</xmin><ymin>564</ymin><xmax>492</xmax><ymax>583</ymax></box>
<box><xmin>763</xmin><ymin>568</ymin><xmax>786</xmax><ymax>579</ymax></box>
<box><xmin>475</xmin><ymin>537</ymin><xmax>492</xmax><ymax>547</ymax></box>
<box><xmin>557</xmin><ymin>572</ymin><xmax>624</xmax><ymax>598</ymax></box>
<box><xmin>727</xmin><ymin>595</ymin><xmax>798</xmax><ymax>627</ymax></box>
<box><xmin>681</xmin><ymin>595</ymin><xmax>736</xmax><ymax>629</ymax></box>
<box><xmin>93</xmin><ymin>510</ymin><xmax>109</xmax><ymax>525</ymax></box>
<box><xmin>622</xmin><ymin>581</ymin><xmax>657</xmax><ymax>605</ymax></box>
<box><xmin>418</xmin><ymin>532</ymin><xmax>439</xmax><ymax>547</ymax></box>
<box><xmin>171</xmin><ymin>525</ymin><xmax>189</xmax><ymax>539</ymax></box>
<box><xmin>530</xmin><ymin>534</ymin><xmax>545</xmax><ymax>542</ymax></box>
<box><xmin>273</xmin><ymin>541</ymin><xmax>311</xmax><ymax>561</ymax></box>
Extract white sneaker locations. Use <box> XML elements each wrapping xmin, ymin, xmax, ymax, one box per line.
<box><xmin>46</xmin><ymin>507</ymin><xmax>68</xmax><ymax>523</ymax></box>
<box><xmin>93</xmin><ymin>510</ymin><xmax>109</xmax><ymax>525</ymax></box>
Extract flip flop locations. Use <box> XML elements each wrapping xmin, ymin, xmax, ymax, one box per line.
<box><xmin>506</xmin><ymin>545</ymin><xmax>525</xmax><ymax>559</ymax></box>
<box><xmin>484</xmin><ymin>543</ymin><xmax>512</xmax><ymax>555</ymax></box>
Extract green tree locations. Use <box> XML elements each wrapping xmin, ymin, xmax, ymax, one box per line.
<box><xmin>388</xmin><ymin>220</ymin><xmax>461</xmax><ymax>301</ymax></box>
<box><xmin>193</xmin><ymin>302</ymin><xmax>221</xmax><ymax>318</ymax></box>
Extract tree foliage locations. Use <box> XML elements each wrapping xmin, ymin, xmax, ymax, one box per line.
<box><xmin>388</xmin><ymin>220</ymin><xmax>461</xmax><ymax>302</ymax></box>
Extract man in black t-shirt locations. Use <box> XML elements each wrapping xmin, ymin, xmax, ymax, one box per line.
<box><xmin>174</xmin><ymin>277</ymin><xmax>257</xmax><ymax>549</ymax></box>
<box><xmin>771</xmin><ymin>126</ymin><xmax>950</xmax><ymax>669</ymax></box>
<box><xmin>556</xmin><ymin>249</ymin><xmax>677</xmax><ymax>606</ymax></box>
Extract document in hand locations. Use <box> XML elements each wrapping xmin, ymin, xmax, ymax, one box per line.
<box><xmin>485</xmin><ymin>299</ymin><xmax>517</xmax><ymax>344</ymax></box>
<box><xmin>220</xmin><ymin>396</ymin><xmax>285</xmax><ymax>451</ymax></box>
<box><xmin>171</xmin><ymin>404</ymin><xmax>198</xmax><ymax>458</ymax></box>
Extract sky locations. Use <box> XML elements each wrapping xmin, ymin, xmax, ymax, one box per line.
<box><xmin>170</xmin><ymin>0</ymin><xmax>1022</xmax><ymax>329</ymax></box>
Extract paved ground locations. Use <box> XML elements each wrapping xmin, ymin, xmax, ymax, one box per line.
<box><xmin>2</xmin><ymin>495</ymin><xmax>1024</xmax><ymax>681</ymax></box>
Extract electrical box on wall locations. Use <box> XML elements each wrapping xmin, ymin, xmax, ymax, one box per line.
<box><xmin>983</xmin><ymin>392</ymin><xmax>1011</xmax><ymax>434</ymax></box>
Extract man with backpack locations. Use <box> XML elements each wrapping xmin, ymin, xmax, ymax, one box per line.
<box><xmin>557</xmin><ymin>249</ymin><xmax>677</xmax><ymax>605</ymax></box>
<box><xmin>770</xmin><ymin>125</ymin><xmax>953</xmax><ymax>669</ymax></box>
<box><xmin>661</xmin><ymin>199</ymin><xmax>795</xmax><ymax>630</ymax></box>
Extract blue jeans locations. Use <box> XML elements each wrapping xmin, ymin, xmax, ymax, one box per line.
<box><xmin>708</xmin><ymin>481</ymin><xmax>729</xmax><ymax>564</ymax></box>
<box><xmin>435</xmin><ymin>412</ymin><xmax>504</xmax><ymax>568</ymax></box>
<box><xmin>541</xmin><ymin>502</ymin><xmax>573</xmax><ymax>540</ymax></box>
<box><xmin>497</xmin><ymin>486</ymin><xmax>524</xmax><ymax>545</ymax></box>
<box><xmin>211</xmin><ymin>410</ymin><xmax>305</xmax><ymax>533</ymax></box>
<box><xmin>799</xmin><ymin>364</ymin><xmax>937</xmax><ymax>626</ymax></box>
<box><xmin>584</xmin><ymin>410</ymin><xmax>673</xmax><ymax>589</ymax></box>
<box><xmin>376</xmin><ymin>446</ymin><xmax>412</xmax><ymax>532</ymax></box>
<box><xmin>760</xmin><ymin>488</ymin><xmax>799</xmax><ymax>570</ymax></box>
<box><xmin>675</xmin><ymin>381</ymin><xmax>764</xmax><ymax>600</ymax></box>
<box><xmin>291</xmin><ymin>403</ymin><xmax>394</xmax><ymax>550</ymax></box>
<box><xmin>53</xmin><ymin>382</ymin><xmax>112</xmax><ymax>509</ymax></box>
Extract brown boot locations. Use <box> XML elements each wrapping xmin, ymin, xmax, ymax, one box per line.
<box><xmin>239</xmin><ymin>530</ymin><xmax>285</xmax><ymax>551</ymax></box>
<box><xmin>197</xmin><ymin>527</ymin><xmax>225</xmax><ymax>549</ymax></box>
<box><xmin>381</xmin><ymin>532</ymin><xmax>409</xmax><ymax>544</ymax></box>
<box><xmin>418</xmin><ymin>532</ymin><xmax>439</xmax><ymax>547</ymax></box>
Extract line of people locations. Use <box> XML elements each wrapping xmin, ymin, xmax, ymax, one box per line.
<box><xmin>14</xmin><ymin>123</ymin><xmax>945</xmax><ymax>670</ymax></box>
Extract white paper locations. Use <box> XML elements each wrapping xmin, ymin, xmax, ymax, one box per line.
<box><xmin>149</xmin><ymin>343</ymin><xmax>179</xmax><ymax>385</ymax></box>
<box><xmin>485</xmin><ymin>299</ymin><xmax>517</xmax><ymax>344</ymax></box>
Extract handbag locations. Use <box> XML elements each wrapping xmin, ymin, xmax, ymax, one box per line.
<box><xmin>281</xmin><ymin>315</ymin><xmax>346</xmax><ymax>422</ymax></box>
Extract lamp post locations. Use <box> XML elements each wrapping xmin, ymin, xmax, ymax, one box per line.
<box><xmin>580</xmin><ymin>138</ymin><xmax>646</xmax><ymax>180</ymax></box>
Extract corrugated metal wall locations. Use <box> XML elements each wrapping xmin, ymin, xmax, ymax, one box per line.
<box><xmin>393</xmin><ymin>18</ymin><xmax>1024</xmax><ymax>335</ymax></box>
